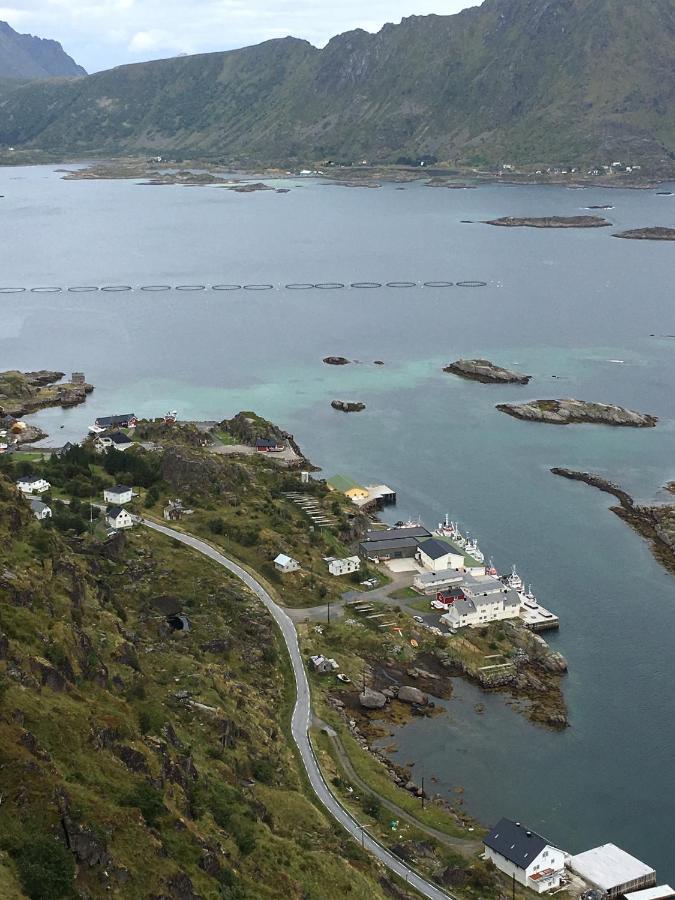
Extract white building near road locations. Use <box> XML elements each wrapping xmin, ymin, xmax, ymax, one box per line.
<box><xmin>568</xmin><ymin>844</ymin><xmax>657</xmax><ymax>898</ymax></box>
<box><xmin>16</xmin><ymin>475</ymin><xmax>50</xmax><ymax>495</ymax></box>
<box><xmin>441</xmin><ymin>587</ymin><xmax>520</xmax><ymax>629</ymax></box>
<box><xmin>106</xmin><ymin>505</ymin><xmax>134</xmax><ymax>530</ymax></box>
<box><xmin>103</xmin><ymin>484</ymin><xmax>133</xmax><ymax>505</ymax></box>
<box><xmin>326</xmin><ymin>556</ymin><xmax>360</xmax><ymax>576</ymax></box>
<box><xmin>274</xmin><ymin>553</ymin><xmax>300</xmax><ymax>573</ymax></box>
<box><xmin>416</xmin><ymin>538</ymin><xmax>464</xmax><ymax>573</ymax></box>
<box><xmin>483</xmin><ymin>819</ymin><xmax>566</xmax><ymax>894</ymax></box>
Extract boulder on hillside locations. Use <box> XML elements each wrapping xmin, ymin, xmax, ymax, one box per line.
<box><xmin>359</xmin><ymin>687</ymin><xmax>387</xmax><ymax>709</ymax></box>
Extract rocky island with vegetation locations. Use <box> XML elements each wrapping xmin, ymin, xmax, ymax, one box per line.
<box><xmin>0</xmin><ymin>369</ymin><xmax>93</xmax><ymax>418</ymax></box>
<box><xmin>613</xmin><ymin>226</ymin><xmax>675</xmax><ymax>241</ymax></box>
<box><xmin>484</xmin><ymin>215</ymin><xmax>612</xmax><ymax>228</ymax></box>
<box><xmin>496</xmin><ymin>398</ymin><xmax>658</xmax><ymax>427</ymax></box>
<box><xmin>443</xmin><ymin>359</ymin><xmax>531</xmax><ymax>384</ymax></box>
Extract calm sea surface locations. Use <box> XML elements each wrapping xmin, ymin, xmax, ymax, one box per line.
<box><xmin>1</xmin><ymin>165</ymin><xmax>674</xmax><ymax>876</ymax></box>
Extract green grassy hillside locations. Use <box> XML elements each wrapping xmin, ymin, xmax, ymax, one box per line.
<box><xmin>0</xmin><ymin>469</ymin><xmax>391</xmax><ymax>899</ymax></box>
<box><xmin>0</xmin><ymin>0</ymin><xmax>673</xmax><ymax>167</ymax></box>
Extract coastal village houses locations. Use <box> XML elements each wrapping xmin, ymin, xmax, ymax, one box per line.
<box><xmin>274</xmin><ymin>553</ymin><xmax>300</xmax><ymax>573</ymax></box>
<box><xmin>441</xmin><ymin>575</ymin><xmax>520</xmax><ymax>629</ymax></box>
<box><xmin>16</xmin><ymin>475</ymin><xmax>50</xmax><ymax>495</ymax></box>
<box><xmin>95</xmin><ymin>413</ymin><xmax>137</xmax><ymax>429</ymax></box>
<box><xmin>325</xmin><ymin>556</ymin><xmax>360</xmax><ymax>577</ymax></box>
<box><xmin>256</xmin><ymin>438</ymin><xmax>284</xmax><ymax>453</ymax></box>
<box><xmin>103</xmin><ymin>485</ymin><xmax>133</xmax><ymax>505</ymax></box>
<box><xmin>416</xmin><ymin>538</ymin><xmax>465</xmax><ymax>572</ymax></box>
<box><xmin>327</xmin><ymin>474</ymin><xmax>369</xmax><ymax>504</ymax></box>
<box><xmin>483</xmin><ymin>818</ymin><xmax>566</xmax><ymax>893</ymax></box>
<box><xmin>106</xmin><ymin>506</ymin><xmax>134</xmax><ymax>530</ymax></box>
<box><xmin>30</xmin><ymin>499</ymin><xmax>52</xmax><ymax>520</ymax></box>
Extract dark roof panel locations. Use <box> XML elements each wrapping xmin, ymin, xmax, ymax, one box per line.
<box><xmin>484</xmin><ymin>818</ymin><xmax>548</xmax><ymax>868</ymax></box>
<box><xmin>419</xmin><ymin>538</ymin><xmax>456</xmax><ymax>560</ymax></box>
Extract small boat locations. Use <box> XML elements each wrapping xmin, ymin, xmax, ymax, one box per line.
<box><xmin>504</xmin><ymin>565</ymin><xmax>524</xmax><ymax>592</ymax></box>
<box><xmin>487</xmin><ymin>558</ymin><xmax>499</xmax><ymax>577</ymax></box>
<box><xmin>164</xmin><ymin>409</ymin><xmax>178</xmax><ymax>424</ymax></box>
<box><xmin>465</xmin><ymin>535</ymin><xmax>485</xmax><ymax>563</ymax></box>
<box><xmin>88</xmin><ymin>423</ymin><xmax>106</xmax><ymax>435</ymax></box>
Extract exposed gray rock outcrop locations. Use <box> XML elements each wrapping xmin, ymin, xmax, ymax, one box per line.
<box><xmin>444</xmin><ymin>358</ymin><xmax>531</xmax><ymax>384</ymax></box>
<box><xmin>496</xmin><ymin>399</ymin><xmax>657</xmax><ymax>427</ymax></box>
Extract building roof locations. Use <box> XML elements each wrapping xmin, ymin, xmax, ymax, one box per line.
<box><xmin>274</xmin><ymin>553</ymin><xmax>297</xmax><ymax>567</ymax></box>
<box><xmin>30</xmin><ymin>499</ymin><xmax>49</xmax><ymax>513</ymax></box>
<box><xmin>364</xmin><ymin>526</ymin><xmax>431</xmax><ymax>542</ymax></box>
<box><xmin>96</xmin><ymin>414</ymin><xmax>135</xmax><ymax>426</ymax></box>
<box><xmin>256</xmin><ymin>438</ymin><xmax>281</xmax><ymax>448</ymax></box>
<box><xmin>414</xmin><ymin>569</ymin><xmax>464</xmax><ymax>585</ymax></box>
<box><xmin>328</xmin><ymin>474</ymin><xmax>365</xmax><ymax>493</ymax></box>
<box><xmin>360</xmin><ymin>537</ymin><xmax>420</xmax><ymax>554</ymax></box>
<box><xmin>106</xmin><ymin>484</ymin><xmax>132</xmax><ymax>494</ymax></box>
<box><xmin>569</xmin><ymin>844</ymin><xmax>656</xmax><ymax>891</ymax></box>
<box><xmin>106</xmin><ymin>505</ymin><xmax>128</xmax><ymax>519</ymax></box>
<box><xmin>418</xmin><ymin>538</ymin><xmax>458</xmax><ymax>560</ymax></box>
<box><xmin>625</xmin><ymin>888</ymin><xmax>675</xmax><ymax>900</ymax></box>
<box><xmin>109</xmin><ymin>432</ymin><xmax>132</xmax><ymax>444</ymax></box>
<box><xmin>484</xmin><ymin>819</ymin><xmax>548</xmax><ymax>869</ymax></box>
<box><xmin>17</xmin><ymin>475</ymin><xmax>46</xmax><ymax>485</ymax></box>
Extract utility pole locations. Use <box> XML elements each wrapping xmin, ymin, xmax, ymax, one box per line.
<box><xmin>512</xmin><ymin>873</ymin><xmax>516</xmax><ymax>900</ymax></box>
<box><xmin>421</xmin><ymin>776</ymin><xmax>425</xmax><ymax>809</ymax></box>
<box><xmin>327</xmin><ymin>601</ymin><xmax>331</xmax><ymax>624</ymax></box>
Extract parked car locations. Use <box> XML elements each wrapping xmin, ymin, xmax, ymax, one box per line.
<box><xmin>413</xmin><ymin>615</ymin><xmax>424</xmax><ymax>623</ymax></box>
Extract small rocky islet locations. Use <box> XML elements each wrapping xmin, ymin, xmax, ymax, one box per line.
<box><xmin>331</xmin><ymin>400</ymin><xmax>366</xmax><ymax>413</ymax></box>
<box><xmin>484</xmin><ymin>215</ymin><xmax>612</xmax><ymax>228</ymax></box>
<box><xmin>496</xmin><ymin>398</ymin><xmax>658</xmax><ymax>427</ymax></box>
<box><xmin>443</xmin><ymin>358</ymin><xmax>531</xmax><ymax>384</ymax></box>
<box><xmin>613</xmin><ymin>226</ymin><xmax>675</xmax><ymax>241</ymax></box>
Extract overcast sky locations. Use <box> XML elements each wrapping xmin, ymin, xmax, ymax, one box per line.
<box><xmin>1</xmin><ymin>1</ymin><xmax>481</xmax><ymax>73</ymax></box>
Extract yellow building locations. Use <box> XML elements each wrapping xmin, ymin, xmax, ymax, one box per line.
<box><xmin>327</xmin><ymin>474</ymin><xmax>369</xmax><ymax>504</ymax></box>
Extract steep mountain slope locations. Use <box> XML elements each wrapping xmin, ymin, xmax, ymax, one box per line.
<box><xmin>0</xmin><ymin>463</ymin><xmax>391</xmax><ymax>899</ymax></box>
<box><xmin>0</xmin><ymin>0</ymin><xmax>673</xmax><ymax>165</ymax></box>
<box><xmin>0</xmin><ymin>21</ymin><xmax>85</xmax><ymax>79</ymax></box>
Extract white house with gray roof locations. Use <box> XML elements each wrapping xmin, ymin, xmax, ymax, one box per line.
<box><xmin>483</xmin><ymin>818</ymin><xmax>565</xmax><ymax>893</ymax></box>
<box><xmin>441</xmin><ymin>584</ymin><xmax>520</xmax><ymax>629</ymax></box>
<box><xmin>16</xmin><ymin>475</ymin><xmax>50</xmax><ymax>495</ymax></box>
<box><xmin>30</xmin><ymin>499</ymin><xmax>52</xmax><ymax>520</ymax></box>
<box><xmin>103</xmin><ymin>485</ymin><xmax>133</xmax><ymax>505</ymax></box>
<box><xmin>416</xmin><ymin>538</ymin><xmax>464</xmax><ymax>573</ymax></box>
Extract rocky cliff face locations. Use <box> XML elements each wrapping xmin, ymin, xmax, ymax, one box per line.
<box><xmin>0</xmin><ymin>21</ymin><xmax>85</xmax><ymax>79</ymax></box>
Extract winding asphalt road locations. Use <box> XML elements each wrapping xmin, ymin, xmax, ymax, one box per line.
<box><xmin>144</xmin><ymin>520</ymin><xmax>455</xmax><ymax>900</ymax></box>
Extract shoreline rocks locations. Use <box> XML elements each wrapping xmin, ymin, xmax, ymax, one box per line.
<box><xmin>444</xmin><ymin>358</ymin><xmax>531</xmax><ymax>384</ymax></box>
<box><xmin>551</xmin><ymin>467</ymin><xmax>675</xmax><ymax>578</ymax></box>
<box><xmin>613</xmin><ymin>226</ymin><xmax>675</xmax><ymax>241</ymax></box>
<box><xmin>496</xmin><ymin>398</ymin><xmax>658</xmax><ymax>427</ymax></box>
<box><xmin>331</xmin><ymin>400</ymin><xmax>366</xmax><ymax>413</ymax></box>
<box><xmin>484</xmin><ymin>215</ymin><xmax>611</xmax><ymax>228</ymax></box>
<box><xmin>0</xmin><ymin>369</ymin><xmax>94</xmax><ymax>418</ymax></box>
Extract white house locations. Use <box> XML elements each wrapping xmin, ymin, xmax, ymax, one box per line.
<box><xmin>95</xmin><ymin>433</ymin><xmax>132</xmax><ymax>453</ymax></box>
<box><xmin>483</xmin><ymin>819</ymin><xmax>566</xmax><ymax>894</ymax></box>
<box><xmin>106</xmin><ymin>505</ymin><xmax>134</xmax><ymax>530</ymax></box>
<box><xmin>16</xmin><ymin>475</ymin><xmax>50</xmax><ymax>495</ymax></box>
<box><xmin>274</xmin><ymin>553</ymin><xmax>300</xmax><ymax>573</ymax></box>
<box><xmin>413</xmin><ymin>569</ymin><xmax>464</xmax><ymax>595</ymax></box>
<box><xmin>103</xmin><ymin>484</ymin><xmax>133</xmax><ymax>505</ymax></box>
<box><xmin>441</xmin><ymin>589</ymin><xmax>520</xmax><ymax>629</ymax></box>
<box><xmin>30</xmin><ymin>499</ymin><xmax>52</xmax><ymax>520</ymax></box>
<box><xmin>416</xmin><ymin>539</ymin><xmax>464</xmax><ymax>573</ymax></box>
<box><xmin>326</xmin><ymin>556</ymin><xmax>360</xmax><ymax>577</ymax></box>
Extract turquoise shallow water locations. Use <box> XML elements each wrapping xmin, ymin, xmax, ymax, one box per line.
<box><xmin>1</xmin><ymin>166</ymin><xmax>674</xmax><ymax>876</ymax></box>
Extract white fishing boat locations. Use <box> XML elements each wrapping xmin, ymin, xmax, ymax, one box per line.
<box><xmin>88</xmin><ymin>423</ymin><xmax>106</xmax><ymax>435</ymax></box>
<box><xmin>164</xmin><ymin>409</ymin><xmax>178</xmax><ymax>424</ymax></box>
<box><xmin>465</xmin><ymin>535</ymin><xmax>485</xmax><ymax>563</ymax></box>
<box><xmin>504</xmin><ymin>565</ymin><xmax>524</xmax><ymax>592</ymax></box>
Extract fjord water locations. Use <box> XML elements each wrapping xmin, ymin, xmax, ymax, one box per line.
<box><xmin>2</xmin><ymin>166</ymin><xmax>674</xmax><ymax>876</ymax></box>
